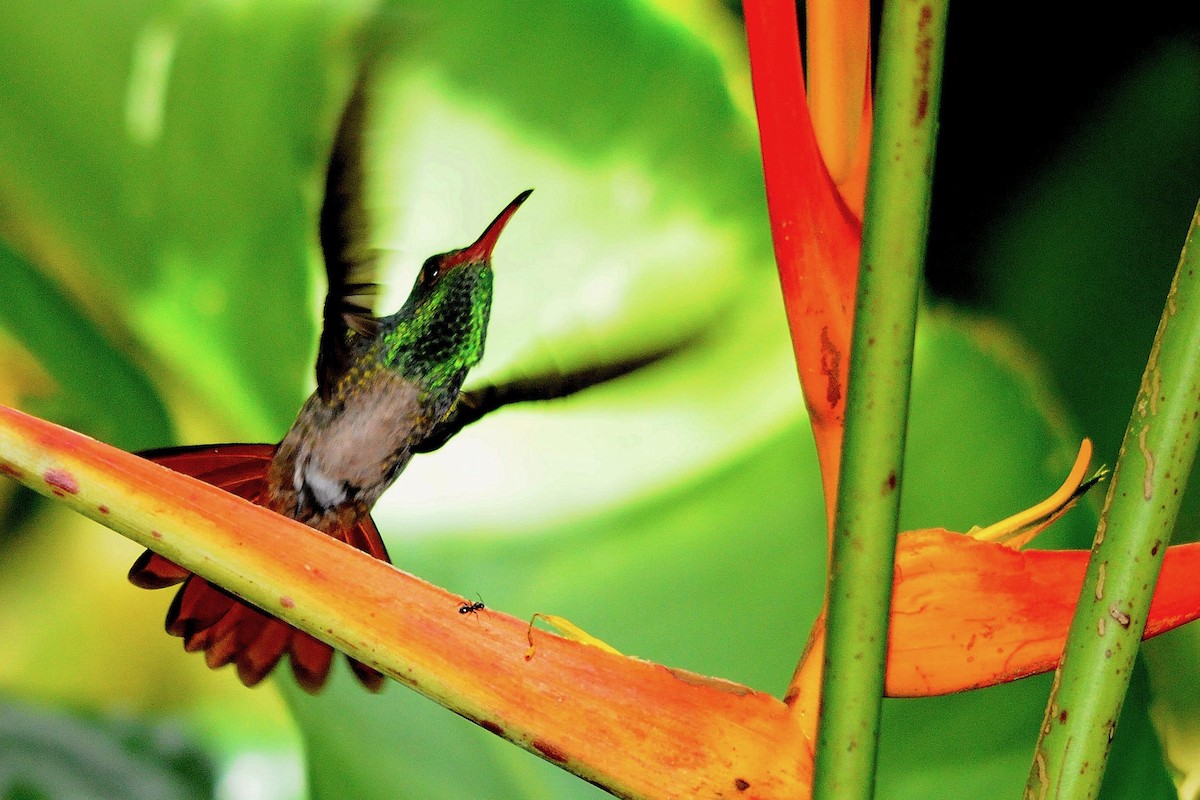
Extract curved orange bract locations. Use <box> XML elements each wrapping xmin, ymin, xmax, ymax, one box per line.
<box><xmin>886</xmin><ymin>529</ymin><xmax>1200</xmax><ymax>696</ymax></box>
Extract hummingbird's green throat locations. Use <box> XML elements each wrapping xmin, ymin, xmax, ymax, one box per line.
<box><xmin>377</xmin><ymin>189</ymin><xmax>532</xmax><ymax>396</ymax></box>
<box><xmin>275</xmin><ymin>189</ymin><xmax>533</xmax><ymax>533</ymax></box>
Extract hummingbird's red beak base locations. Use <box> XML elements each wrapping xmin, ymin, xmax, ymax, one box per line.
<box><xmin>444</xmin><ymin>189</ymin><xmax>533</xmax><ymax>268</ymax></box>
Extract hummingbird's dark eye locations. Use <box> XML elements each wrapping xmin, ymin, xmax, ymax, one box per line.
<box><xmin>418</xmin><ymin>256</ymin><xmax>442</xmax><ymax>286</ymax></box>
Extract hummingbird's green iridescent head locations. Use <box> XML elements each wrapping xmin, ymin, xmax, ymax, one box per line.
<box><xmin>381</xmin><ymin>190</ymin><xmax>531</xmax><ymax>391</ymax></box>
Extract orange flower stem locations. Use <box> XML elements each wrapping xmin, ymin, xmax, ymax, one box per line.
<box><xmin>812</xmin><ymin>1</ymin><xmax>948</xmax><ymax>799</ymax></box>
<box><xmin>1027</xmin><ymin>200</ymin><xmax>1200</xmax><ymax>799</ymax></box>
<box><xmin>0</xmin><ymin>404</ymin><xmax>808</xmax><ymax>799</ymax></box>
<box><xmin>806</xmin><ymin>0</ymin><xmax>870</xmax><ymax>187</ymax></box>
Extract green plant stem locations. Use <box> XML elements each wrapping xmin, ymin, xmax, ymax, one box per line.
<box><xmin>1026</xmin><ymin>201</ymin><xmax>1200</xmax><ymax>798</ymax></box>
<box><xmin>811</xmin><ymin>1</ymin><xmax>948</xmax><ymax>799</ymax></box>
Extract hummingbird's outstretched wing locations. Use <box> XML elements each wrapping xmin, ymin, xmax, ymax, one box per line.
<box><xmin>412</xmin><ymin>340</ymin><xmax>690</xmax><ymax>454</ymax></box>
<box><xmin>128</xmin><ymin>443</ymin><xmax>388</xmax><ymax>693</ymax></box>
<box><xmin>316</xmin><ymin>71</ymin><xmax>383</xmax><ymax>402</ymax></box>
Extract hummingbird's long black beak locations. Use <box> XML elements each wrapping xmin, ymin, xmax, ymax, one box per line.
<box><xmin>444</xmin><ymin>189</ymin><xmax>533</xmax><ymax>268</ymax></box>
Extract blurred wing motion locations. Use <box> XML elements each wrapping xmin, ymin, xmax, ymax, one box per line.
<box><xmin>128</xmin><ymin>444</ymin><xmax>389</xmax><ymax>693</ymax></box>
<box><xmin>316</xmin><ymin>70</ymin><xmax>383</xmax><ymax>402</ymax></box>
<box><xmin>126</xmin><ymin>73</ymin><xmax>395</xmax><ymax>694</ymax></box>
<box><xmin>414</xmin><ymin>340</ymin><xmax>692</xmax><ymax>454</ymax></box>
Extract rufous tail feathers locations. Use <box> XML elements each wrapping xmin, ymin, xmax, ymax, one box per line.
<box><xmin>128</xmin><ymin>443</ymin><xmax>390</xmax><ymax>693</ymax></box>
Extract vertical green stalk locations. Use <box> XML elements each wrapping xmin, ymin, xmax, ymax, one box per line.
<box><xmin>811</xmin><ymin>1</ymin><xmax>948</xmax><ymax>798</ymax></box>
<box><xmin>1026</xmin><ymin>203</ymin><xmax>1200</xmax><ymax>798</ymax></box>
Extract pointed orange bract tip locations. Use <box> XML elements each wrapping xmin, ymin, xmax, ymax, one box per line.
<box><xmin>884</xmin><ymin>529</ymin><xmax>1200</xmax><ymax>696</ymax></box>
<box><xmin>788</xmin><ymin>529</ymin><xmax>1200</xmax><ymax>704</ymax></box>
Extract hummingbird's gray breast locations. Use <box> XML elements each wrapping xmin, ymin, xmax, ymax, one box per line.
<box><xmin>272</xmin><ymin>371</ymin><xmax>438</xmax><ymax>525</ymax></box>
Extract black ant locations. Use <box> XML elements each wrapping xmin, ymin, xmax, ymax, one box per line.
<box><xmin>458</xmin><ymin>594</ymin><xmax>485</xmax><ymax>617</ymax></box>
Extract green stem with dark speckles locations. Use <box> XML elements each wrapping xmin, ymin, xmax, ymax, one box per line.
<box><xmin>811</xmin><ymin>1</ymin><xmax>948</xmax><ymax>799</ymax></box>
<box><xmin>1026</xmin><ymin>200</ymin><xmax>1200</xmax><ymax>799</ymax></box>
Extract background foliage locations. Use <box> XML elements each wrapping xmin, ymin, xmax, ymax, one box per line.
<box><xmin>0</xmin><ymin>1</ymin><xmax>1197</xmax><ymax>798</ymax></box>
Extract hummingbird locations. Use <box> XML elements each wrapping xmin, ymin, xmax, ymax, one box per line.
<box><xmin>127</xmin><ymin>69</ymin><xmax>681</xmax><ymax>693</ymax></box>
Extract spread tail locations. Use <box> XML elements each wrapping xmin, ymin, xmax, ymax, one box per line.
<box><xmin>129</xmin><ymin>443</ymin><xmax>388</xmax><ymax>693</ymax></box>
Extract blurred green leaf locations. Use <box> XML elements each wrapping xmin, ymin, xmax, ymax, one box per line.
<box><xmin>979</xmin><ymin>39</ymin><xmax>1200</xmax><ymax>476</ymax></box>
<box><xmin>0</xmin><ymin>0</ymin><xmax>381</xmax><ymax>439</ymax></box>
<box><xmin>0</xmin><ymin>238</ymin><xmax>171</xmax><ymax>451</ymax></box>
<box><xmin>0</xmin><ymin>697</ymin><xmax>215</xmax><ymax>800</ymax></box>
